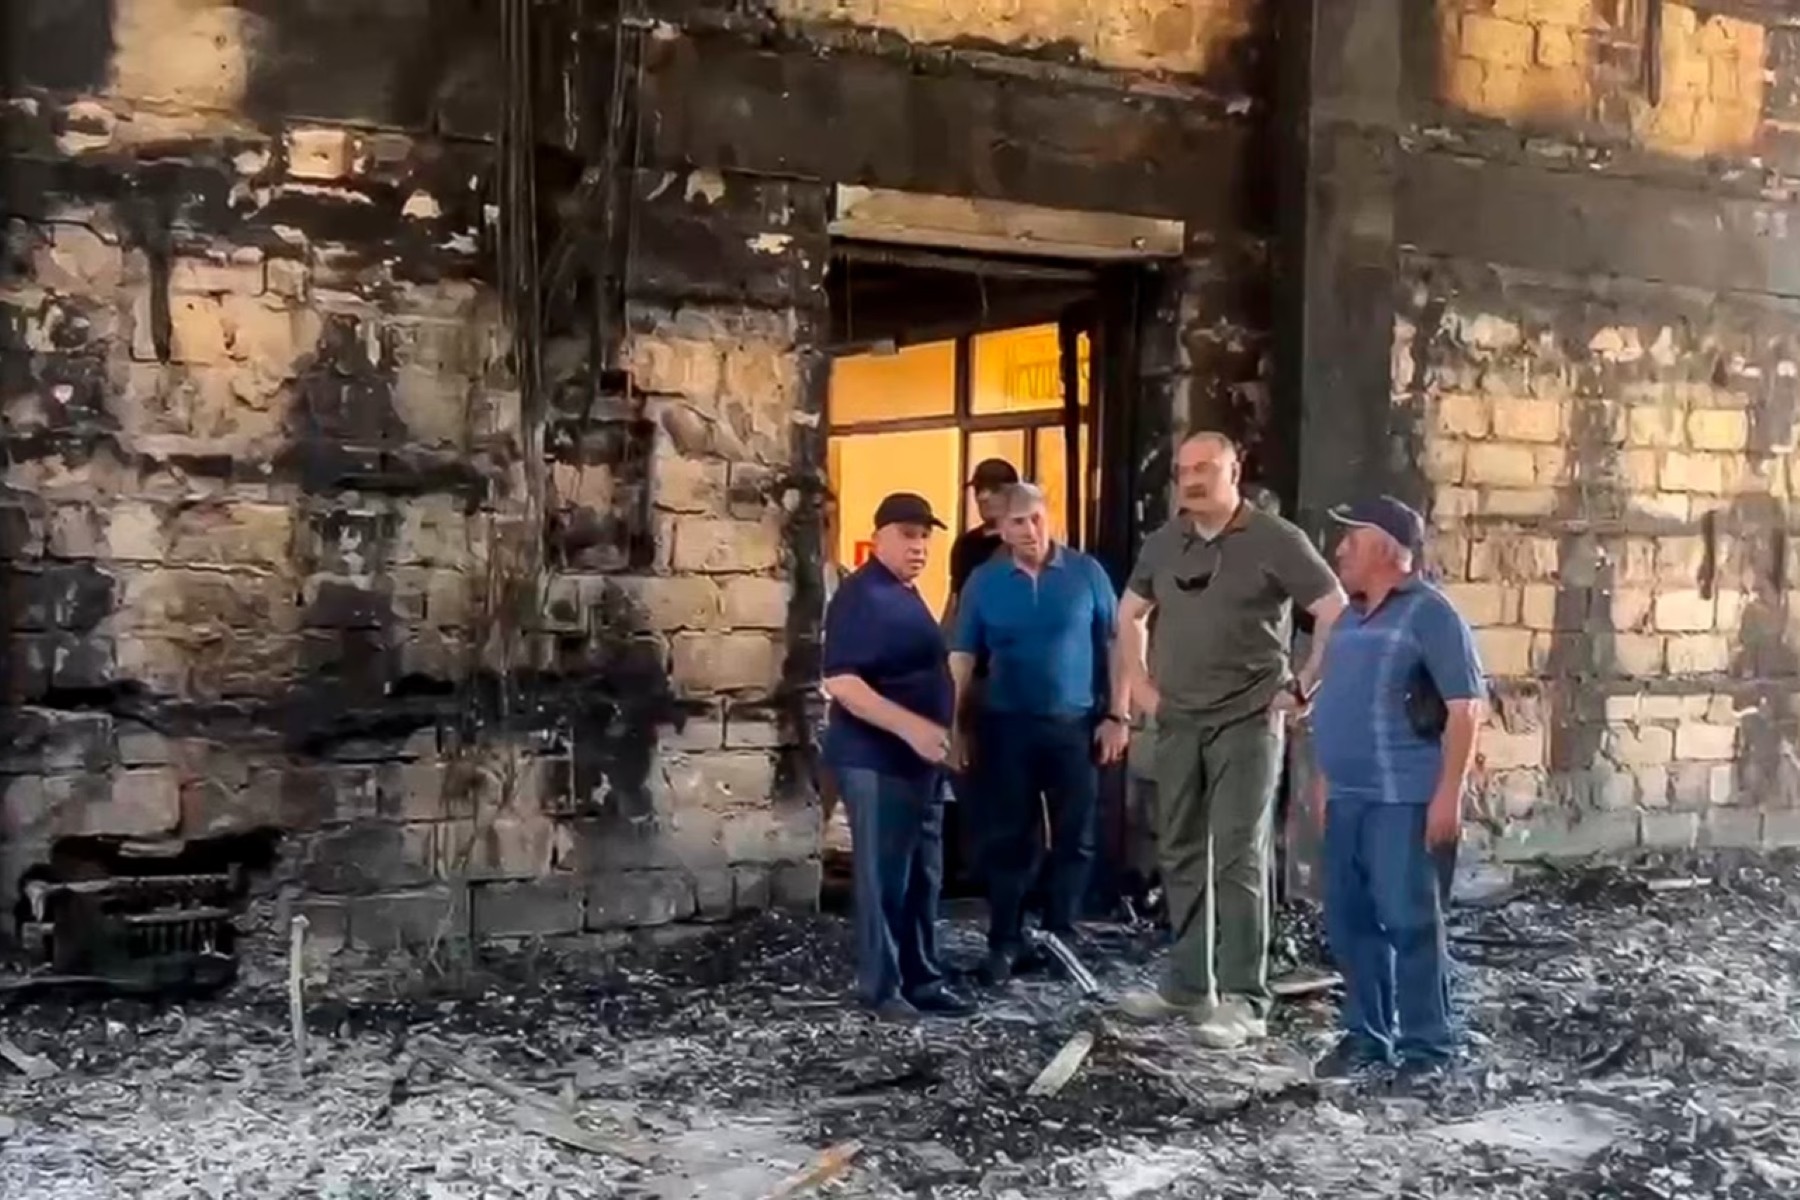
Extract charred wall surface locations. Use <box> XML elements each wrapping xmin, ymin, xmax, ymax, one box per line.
<box><xmin>1</xmin><ymin>0</ymin><xmax>1277</xmax><ymax>945</ymax></box>
<box><xmin>1292</xmin><ymin>0</ymin><xmax>1800</xmax><ymax>857</ymax></box>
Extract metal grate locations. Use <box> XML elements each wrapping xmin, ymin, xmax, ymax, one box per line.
<box><xmin>21</xmin><ymin>870</ymin><xmax>239</xmax><ymax>977</ymax></box>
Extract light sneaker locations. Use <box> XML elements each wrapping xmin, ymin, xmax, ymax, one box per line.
<box><xmin>1194</xmin><ymin>996</ymin><xmax>1266</xmax><ymax>1050</ymax></box>
<box><xmin>1114</xmin><ymin>988</ymin><xmax>1205</xmax><ymax>1024</ymax></box>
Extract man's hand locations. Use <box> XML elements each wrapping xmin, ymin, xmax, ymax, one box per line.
<box><xmin>948</xmin><ymin>728</ymin><xmax>970</xmax><ymax>773</ymax></box>
<box><xmin>1308</xmin><ymin>772</ymin><xmax>1326</xmax><ymax>834</ymax></box>
<box><xmin>1095</xmin><ymin>717</ymin><xmax>1130</xmax><ymax>765</ymax></box>
<box><xmin>1425</xmin><ymin>786</ymin><xmax>1461</xmax><ymax>849</ymax></box>
<box><xmin>901</xmin><ymin>718</ymin><xmax>952</xmax><ymax>766</ymax></box>
<box><xmin>1130</xmin><ymin>677</ymin><xmax>1161</xmax><ymax>719</ymax></box>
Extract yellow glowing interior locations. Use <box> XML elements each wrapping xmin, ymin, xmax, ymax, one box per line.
<box><xmin>972</xmin><ymin>325</ymin><xmax>1090</xmax><ymax>414</ymax></box>
<box><xmin>827</xmin><ymin>340</ymin><xmax>955</xmax><ymax>424</ymax></box>
<box><xmin>826</xmin><ymin>323</ymin><xmax>1093</xmax><ymax>616</ymax></box>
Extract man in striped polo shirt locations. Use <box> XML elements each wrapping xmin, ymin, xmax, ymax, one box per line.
<box><xmin>1308</xmin><ymin>496</ymin><xmax>1485</xmax><ymax>1083</ymax></box>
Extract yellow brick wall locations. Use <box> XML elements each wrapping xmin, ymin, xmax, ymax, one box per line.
<box><xmin>1399</xmin><ymin>280</ymin><xmax>1800</xmax><ymax>853</ymax></box>
<box><xmin>1437</xmin><ymin>0</ymin><xmax>1768</xmax><ymax>160</ymax></box>
<box><xmin>774</xmin><ymin>0</ymin><xmax>1257</xmax><ymax>76</ymax></box>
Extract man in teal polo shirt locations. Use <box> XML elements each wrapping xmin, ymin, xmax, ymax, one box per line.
<box><xmin>949</xmin><ymin>483</ymin><xmax>1128</xmax><ymax>983</ymax></box>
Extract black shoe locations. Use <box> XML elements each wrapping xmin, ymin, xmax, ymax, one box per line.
<box><xmin>1012</xmin><ymin>941</ymin><xmax>1056</xmax><ymax>975</ymax></box>
<box><xmin>1393</xmin><ymin>1056</ymin><xmax>1450</xmax><ymax>1091</ymax></box>
<box><xmin>1314</xmin><ymin>1038</ymin><xmax>1391</xmax><ymax>1081</ymax></box>
<box><xmin>979</xmin><ymin>948</ymin><xmax>1018</xmax><ymax>987</ymax></box>
<box><xmin>909</xmin><ymin>987</ymin><xmax>976</xmax><ymax>1017</ymax></box>
<box><xmin>865</xmin><ymin>997</ymin><xmax>919</xmax><ymax>1021</ymax></box>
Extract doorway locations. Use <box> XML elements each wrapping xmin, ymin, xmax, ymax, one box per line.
<box><xmin>819</xmin><ymin>244</ymin><xmax>1113</xmax><ymax>899</ymax></box>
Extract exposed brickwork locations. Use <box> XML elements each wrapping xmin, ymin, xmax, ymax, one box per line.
<box><xmin>0</xmin><ymin>0</ymin><xmax>837</xmax><ymax>944</ymax></box>
<box><xmin>1398</xmin><ymin>250</ymin><xmax>1800</xmax><ymax>860</ymax></box>
<box><xmin>1437</xmin><ymin>1</ymin><xmax>1767</xmax><ymax>160</ymax></box>
<box><xmin>1297</xmin><ymin>0</ymin><xmax>1800</xmax><ymax>863</ymax></box>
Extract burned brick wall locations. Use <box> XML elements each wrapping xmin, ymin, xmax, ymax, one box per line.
<box><xmin>1293</xmin><ymin>0</ymin><xmax>1800</xmax><ymax>859</ymax></box>
<box><xmin>0</xmin><ymin>0</ymin><xmax>548</xmax><ymax>950</ymax></box>
<box><xmin>0</xmin><ymin>0</ymin><xmax>1279</xmax><ymax>946</ymax></box>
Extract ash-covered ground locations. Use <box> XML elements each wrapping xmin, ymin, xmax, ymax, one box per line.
<box><xmin>1</xmin><ymin>852</ymin><xmax>1798</xmax><ymax>1199</ymax></box>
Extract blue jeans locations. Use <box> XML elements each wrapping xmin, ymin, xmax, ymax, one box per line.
<box><xmin>1323</xmin><ymin>795</ymin><xmax>1454</xmax><ymax>1064</ymax></box>
<box><xmin>977</xmin><ymin>713</ymin><xmax>1100</xmax><ymax>951</ymax></box>
<box><xmin>839</xmin><ymin>766</ymin><xmax>947</xmax><ymax>1007</ymax></box>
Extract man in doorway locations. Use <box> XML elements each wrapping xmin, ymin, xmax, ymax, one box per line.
<box><xmin>941</xmin><ymin>457</ymin><xmax>1020</xmax><ymax>894</ymax></box>
<box><xmin>946</xmin><ymin>458</ymin><xmax>1022</xmax><ymax>620</ymax></box>
<box><xmin>950</xmin><ymin>483</ymin><xmax>1129</xmax><ymax>983</ymax></box>
<box><xmin>1114</xmin><ymin>432</ymin><xmax>1348</xmax><ymax>1049</ymax></box>
<box><xmin>1309</xmin><ymin>496</ymin><xmax>1484</xmax><ymax>1081</ymax></box>
<box><xmin>822</xmin><ymin>492</ymin><xmax>975</xmax><ymax>1018</ymax></box>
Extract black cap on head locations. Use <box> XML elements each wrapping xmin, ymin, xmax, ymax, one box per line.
<box><xmin>968</xmin><ymin>458</ymin><xmax>1020</xmax><ymax>490</ymax></box>
<box><xmin>873</xmin><ymin>492</ymin><xmax>946</xmax><ymax>530</ymax></box>
<box><xmin>1329</xmin><ymin>495</ymin><xmax>1425</xmax><ymax>553</ymax></box>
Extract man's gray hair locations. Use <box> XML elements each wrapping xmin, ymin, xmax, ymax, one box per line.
<box><xmin>995</xmin><ymin>481</ymin><xmax>1048</xmax><ymax>516</ymax></box>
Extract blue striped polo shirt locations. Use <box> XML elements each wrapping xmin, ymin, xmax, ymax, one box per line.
<box><xmin>1311</xmin><ymin>578</ymin><xmax>1486</xmax><ymax>805</ymax></box>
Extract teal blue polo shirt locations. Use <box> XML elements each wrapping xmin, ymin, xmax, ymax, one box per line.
<box><xmin>951</xmin><ymin>545</ymin><xmax>1118</xmax><ymax>719</ymax></box>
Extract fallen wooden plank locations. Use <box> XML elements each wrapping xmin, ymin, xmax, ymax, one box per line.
<box><xmin>760</xmin><ymin>1140</ymin><xmax>863</xmax><ymax>1200</ymax></box>
<box><xmin>0</xmin><ymin>1035</ymin><xmax>55</xmax><ymax>1081</ymax></box>
<box><xmin>1271</xmin><ymin>969</ymin><xmax>1342</xmax><ymax>999</ymax></box>
<box><xmin>1646</xmin><ymin>876</ymin><xmax>1711</xmax><ymax>893</ymax></box>
<box><xmin>1027</xmin><ymin>1031</ymin><xmax>1094</xmax><ymax>1098</ymax></box>
<box><xmin>413</xmin><ymin>1036</ymin><xmax>654</xmax><ymax>1165</ymax></box>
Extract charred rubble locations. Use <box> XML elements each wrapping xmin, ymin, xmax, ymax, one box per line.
<box><xmin>0</xmin><ymin>852</ymin><xmax>1795</xmax><ymax>1197</ymax></box>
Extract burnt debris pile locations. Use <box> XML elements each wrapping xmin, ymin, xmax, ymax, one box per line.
<box><xmin>0</xmin><ymin>852</ymin><xmax>1795</xmax><ymax>1197</ymax></box>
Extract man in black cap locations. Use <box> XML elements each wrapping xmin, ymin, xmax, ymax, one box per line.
<box><xmin>821</xmin><ymin>492</ymin><xmax>975</xmax><ymax>1018</ymax></box>
<box><xmin>1308</xmin><ymin>495</ymin><xmax>1485</xmax><ymax>1081</ymax></box>
<box><xmin>946</xmin><ymin>457</ymin><xmax>1021</xmax><ymax>620</ymax></box>
<box><xmin>941</xmin><ymin>457</ymin><xmax>1020</xmax><ymax>893</ymax></box>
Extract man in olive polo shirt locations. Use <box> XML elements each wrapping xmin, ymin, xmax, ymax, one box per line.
<box><xmin>1114</xmin><ymin>432</ymin><xmax>1347</xmax><ymax>1049</ymax></box>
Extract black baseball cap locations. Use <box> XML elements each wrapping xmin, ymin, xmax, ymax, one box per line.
<box><xmin>1329</xmin><ymin>495</ymin><xmax>1425</xmax><ymax>552</ymax></box>
<box><xmin>873</xmin><ymin>492</ymin><xmax>946</xmax><ymax>530</ymax></box>
<box><xmin>968</xmin><ymin>458</ymin><xmax>1020</xmax><ymax>490</ymax></box>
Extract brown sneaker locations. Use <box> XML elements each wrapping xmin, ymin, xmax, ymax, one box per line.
<box><xmin>1115</xmin><ymin>988</ymin><xmax>1206</xmax><ymax>1023</ymax></box>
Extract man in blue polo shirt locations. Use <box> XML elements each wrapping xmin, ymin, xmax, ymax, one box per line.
<box><xmin>822</xmin><ymin>492</ymin><xmax>975</xmax><ymax>1018</ymax></box>
<box><xmin>949</xmin><ymin>483</ymin><xmax>1127</xmax><ymax>983</ymax></box>
<box><xmin>1308</xmin><ymin>496</ymin><xmax>1485</xmax><ymax>1081</ymax></box>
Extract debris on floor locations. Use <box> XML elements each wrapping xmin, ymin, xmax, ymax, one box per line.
<box><xmin>0</xmin><ymin>849</ymin><xmax>1796</xmax><ymax>1198</ymax></box>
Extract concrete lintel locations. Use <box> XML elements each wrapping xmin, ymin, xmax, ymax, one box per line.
<box><xmin>828</xmin><ymin>186</ymin><xmax>1184</xmax><ymax>261</ymax></box>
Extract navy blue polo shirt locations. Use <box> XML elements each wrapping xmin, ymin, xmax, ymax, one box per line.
<box><xmin>951</xmin><ymin>544</ymin><xmax>1118</xmax><ymax>718</ymax></box>
<box><xmin>1311</xmin><ymin>578</ymin><xmax>1486</xmax><ymax>805</ymax></box>
<box><xmin>821</xmin><ymin>559</ymin><xmax>954</xmax><ymax>780</ymax></box>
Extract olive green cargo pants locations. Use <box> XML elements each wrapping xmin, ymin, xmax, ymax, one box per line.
<box><xmin>1152</xmin><ymin>707</ymin><xmax>1283</xmax><ymax>1014</ymax></box>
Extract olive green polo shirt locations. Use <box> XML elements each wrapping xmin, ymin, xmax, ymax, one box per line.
<box><xmin>1127</xmin><ymin>504</ymin><xmax>1338</xmax><ymax>726</ymax></box>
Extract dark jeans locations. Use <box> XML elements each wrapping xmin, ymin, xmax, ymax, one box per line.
<box><xmin>1323</xmin><ymin>795</ymin><xmax>1454</xmax><ymax>1065</ymax></box>
<box><xmin>977</xmin><ymin>712</ymin><xmax>1100</xmax><ymax>951</ymax></box>
<box><xmin>839</xmin><ymin>766</ymin><xmax>947</xmax><ymax>1007</ymax></box>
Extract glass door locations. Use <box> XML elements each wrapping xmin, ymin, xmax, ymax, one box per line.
<box><xmin>827</xmin><ymin>314</ymin><xmax>1095</xmax><ymax>616</ymax></box>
